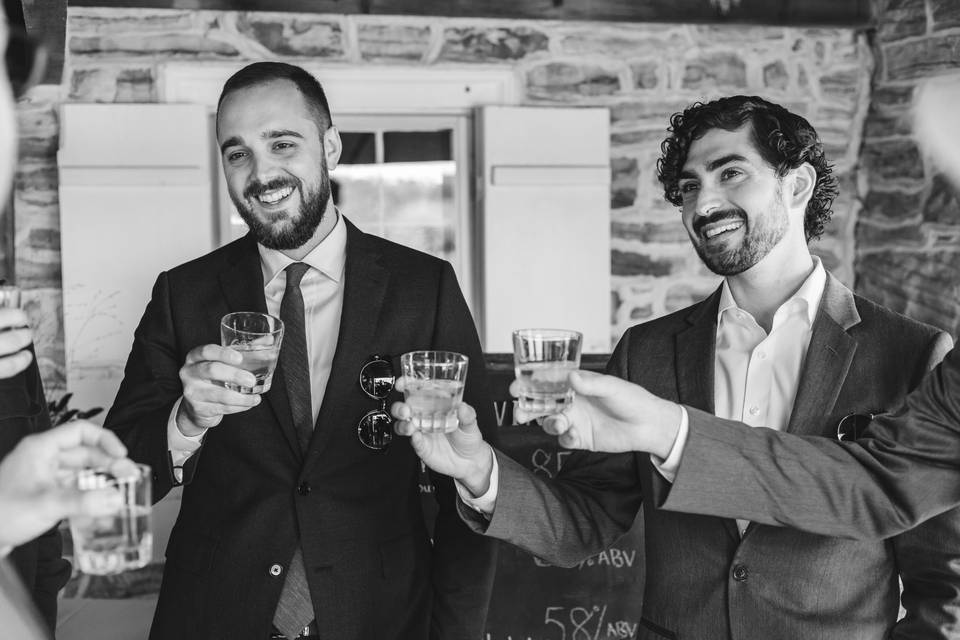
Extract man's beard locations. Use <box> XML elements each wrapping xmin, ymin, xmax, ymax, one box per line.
<box><xmin>232</xmin><ymin>171</ymin><xmax>331</xmax><ymax>251</ymax></box>
<box><xmin>691</xmin><ymin>199</ymin><xmax>788</xmax><ymax>276</ymax></box>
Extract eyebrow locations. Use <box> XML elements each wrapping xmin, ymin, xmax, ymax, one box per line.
<box><xmin>678</xmin><ymin>153</ymin><xmax>751</xmax><ymax>181</ymax></box>
<box><xmin>219</xmin><ymin>129</ymin><xmax>305</xmax><ymax>154</ymax></box>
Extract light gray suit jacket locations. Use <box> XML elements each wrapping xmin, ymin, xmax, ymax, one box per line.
<box><xmin>466</xmin><ymin>274</ymin><xmax>959</xmax><ymax>640</ymax></box>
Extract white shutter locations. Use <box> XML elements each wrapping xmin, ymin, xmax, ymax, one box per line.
<box><xmin>58</xmin><ymin>104</ymin><xmax>215</xmax><ymax>413</ymax></box>
<box><xmin>477</xmin><ymin>106</ymin><xmax>611</xmax><ymax>353</ymax></box>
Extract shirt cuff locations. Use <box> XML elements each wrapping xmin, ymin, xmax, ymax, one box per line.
<box><xmin>455</xmin><ymin>451</ymin><xmax>499</xmax><ymax>516</ymax></box>
<box><xmin>650</xmin><ymin>406</ymin><xmax>689</xmax><ymax>484</ymax></box>
<box><xmin>167</xmin><ymin>397</ymin><xmax>204</xmax><ymax>484</ymax></box>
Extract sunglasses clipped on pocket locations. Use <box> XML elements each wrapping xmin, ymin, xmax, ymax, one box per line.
<box><xmin>357</xmin><ymin>354</ymin><xmax>395</xmax><ymax>451</ymax></box>
<box><xmin>836</xmin><ymin>412</ymin><xmax>875</xmax><ymax>442</ymax></box>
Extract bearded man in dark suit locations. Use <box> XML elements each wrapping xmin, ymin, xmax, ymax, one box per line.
<box><xmin>395</xmin><ymin>96</ymin><xmax>960</xmax><ymax>640</ymax></box>
<box><xmin>105</xmin><ymin>62</ymin><xmax>497</xmax><ymax>640</ymax></box>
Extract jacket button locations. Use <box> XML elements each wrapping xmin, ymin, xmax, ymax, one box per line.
<box><xmin>269</xmin><ymin>564</ymin><xmax>283</xmax><ymax>577</ymax></box>
<box><xmin>298</xmin><ymin>481</ymin><xmax>311</xmax><ymax>496</ymax></box>
<box><xmin>732</xmin><ymin>564</ymin><xmax>748</xmax><ymax>581</ymax></box>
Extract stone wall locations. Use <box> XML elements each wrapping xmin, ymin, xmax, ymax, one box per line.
<box><xmin>857</xmin><ymin>0</ymin><xmax>960</xmax><ymax>335</ymax></box>
<box><xmin>15</xmin><ymin>8</ymin><xmax>873</xmax><ymax>392</ymax></box>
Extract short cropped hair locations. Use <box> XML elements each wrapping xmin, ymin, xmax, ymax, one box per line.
<box><xmin>217</xmin><ymin>61</ymin><xmax>333</xmax><ymax>133</ymax></box>
<box><xmin>657</xmin><ymin>95</ymin><xmax>838</xmax><ymax>241</ymax></box>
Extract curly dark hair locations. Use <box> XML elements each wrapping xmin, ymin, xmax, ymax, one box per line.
<box><xmin>656</xmin><ymin>95</ymin><xmax>839</xmax><ymax>242</ymax></box>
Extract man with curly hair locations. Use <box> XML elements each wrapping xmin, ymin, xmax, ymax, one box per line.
<box><xmin>394</xmin><ymin>95</ymin><xmax>960</xmax><ymax>639</ymax></box>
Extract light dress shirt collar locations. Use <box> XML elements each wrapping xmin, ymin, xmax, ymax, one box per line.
<box><xmin>257</xmin><ymin>209</ymin><xmax>347</xmax><ymax>288</ymax></box>
<box><xmin>715</xmin><ymin>255</ymin><xmax>826</xmax><ymax>330</ymax></box>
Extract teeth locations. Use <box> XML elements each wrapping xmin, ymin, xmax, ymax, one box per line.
<box><xmin>704</xmin><ymin>221</ymin><xmax>743</xmax><ymax>239</ymax></box>
<box><xmin>258</xmin><ymin>186</ymin><xmax>294</xmax><ymax>205</ymax></box>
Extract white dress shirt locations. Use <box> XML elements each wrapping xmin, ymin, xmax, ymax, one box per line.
<box><xmin>654</xmin><ymin>256</ymin><xmax>826</xmax><ymax>535</ymax></box>
<box><xmin>167</xmin><ymin>212</ymin><xmax>348</xmax><ymax>478</ymax></box>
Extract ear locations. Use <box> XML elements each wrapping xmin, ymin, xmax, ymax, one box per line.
<box><xmin>324</xmin><ymin>126</ymin><xmax>343</xmax><ymax>171</ymax></box>
<box><xmin>788</xmin><ymin>162</ymin><xmax>817</xmax><ymax>211</ymax></box>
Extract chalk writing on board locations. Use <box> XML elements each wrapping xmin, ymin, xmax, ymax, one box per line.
<box><xmin>532</xmin><ymin>547</ymin><xmax>638</xmax><ymax>570</ymax></box>
<box><xmin>530</xmin><ymin>447</ymin><xmax>574</xmax><ymax>478</ymax></box>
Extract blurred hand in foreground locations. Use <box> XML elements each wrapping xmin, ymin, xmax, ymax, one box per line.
<box><xmin>0</xmin><ymin>420</ymin><xmax>130</xmax><ymax>550</ymax></box>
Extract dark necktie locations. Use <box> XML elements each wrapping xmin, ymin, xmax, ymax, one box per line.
<box><xmin>279</xmin><ymin>262</ymin><xmax>313</xmax><ymax>452</ymax></box>
<box><xmin>273</xmin><ymin>262</ymin><xmax>314</xmax><ymax>638</ymax></box>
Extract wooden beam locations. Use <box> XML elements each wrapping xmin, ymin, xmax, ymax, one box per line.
<box><xmin>67</xmin><ymin>0</ymin><xmax>874</xmax><ymax>27</ymax></box>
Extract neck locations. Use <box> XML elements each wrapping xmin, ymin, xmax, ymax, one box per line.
<box><xmin>725</xmin><ymin>239</ymin><xmax>814</xmax><ymax>333</ymax></box>
<box><xmin>280</xmin><ymin>199</ymin><xmax>338</xmax><ymax>261</ymax></box>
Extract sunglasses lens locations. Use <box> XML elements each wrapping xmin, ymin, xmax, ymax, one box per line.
<box><xmin>358</xmin><ymin>410</ymin><xmax>393</xmax><ymax>451</ymax></box>
<box><xmin>359</xmin><ymin>358</ymin><xmax>394</xmax><ymax>399</ymax></box>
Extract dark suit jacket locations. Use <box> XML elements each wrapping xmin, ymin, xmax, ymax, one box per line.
<box><xmin>0</xmin><ymin>350</ymin><xmax>70</xmax><ymax>635</ymax></box>
<box><xmin>664</xmin><ymin>330</ymin><xmax>960</xmax><ymax>544</ymax></box>
<box><xmin>105</xmin><ymin>219</ymin><xmax>498</xmax><ymax>640</ymax></box>
<box><xmin>474</xmin><ymin>274</ymin><xmax>959</xmax><ymax>640</ymax></box>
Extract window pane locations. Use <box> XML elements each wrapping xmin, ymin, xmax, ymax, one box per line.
<box><xmin>384</xmin><ymin>130</ymin><xmax>452</xmax><ymax>163</ymax></box>
<box><xmin>339</xmin><ymin>132</ymin><xmax>376</xmax><ymax>165</ymax></box>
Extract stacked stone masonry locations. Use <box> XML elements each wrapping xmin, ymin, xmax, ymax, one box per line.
<box><xmin>16</xmin><ymin>8</ymin><xmax>875</xmax><ymax>391</ymax></box>
<box><xmin>858</xmin><ymin>0</ymin><xmax>960</xmax><ymax>336</ymax></box>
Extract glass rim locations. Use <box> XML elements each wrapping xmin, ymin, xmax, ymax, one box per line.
<box><xmin>73</xmin><ymin>461</ymin><xmax>151</xmax><ymax>489</ymax></box>
<box><xmin>220</xmin><ymin>311</ymin><xmax>284</xmax><ymax>336</ymax></box>
<box><xmin>400</xmin><ymin>350</ymin><xmax>469</xmax><ymax>365</ymax></box>
<box><xmin>512</xmin><ymin>328</ymin><xmax>583</xmax><ymax>341</ymax></box>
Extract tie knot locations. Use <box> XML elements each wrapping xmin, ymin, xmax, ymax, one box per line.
<box><xmin>285</xmin><ymin>262</ymin><xmax>310</xmax><ymax>289</ymax></box>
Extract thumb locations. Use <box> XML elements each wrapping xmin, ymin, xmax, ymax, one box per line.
<box><xmin>37</xmin><ymin>486</ymin><xmax>123</xmax><ymax>523</ymax></box>
<box><xmin>568</xmin><ymin>370</ymin><xmax>621</xmax><ymax>398</ymax></box>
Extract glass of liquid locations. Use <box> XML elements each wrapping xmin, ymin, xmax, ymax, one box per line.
<box><xmin>69</xmin><ymin>461</ymin><xmax>153</xmax><ymax>575</ymax></box>
<box><xmin>220</xmin><ymin>312</ymin><xmax>284</xmax><ymax>394</ymax></box>
<box><xmin>400</xmin><ymin>350</ymin><xmax>469</xmax><ymax>433</ymax></box>
<box><xmin>512</xmin><ymin>329</ymin><xmax>583</xmax><ymax>416</ymax></box>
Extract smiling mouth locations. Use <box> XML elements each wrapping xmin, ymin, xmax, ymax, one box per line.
<box><xmin>256</xmin><ymin>185</ymin><xmax>295</xmax><ymax>206</ymax></box>
<box><xmin>702</xmin><ymin>219</ymin><xmax>744</xmax><ymax>240</ymax></box>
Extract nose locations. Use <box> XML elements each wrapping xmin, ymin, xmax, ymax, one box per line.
<box><xmin>692</xmin><ymin>181</ymin><xmax>724</xmax><ymax>218</ymax></box>
<box><xmin>248</xmin><ymin>152</ymin><xmax>280</xmax><ymax>185</ymax></box>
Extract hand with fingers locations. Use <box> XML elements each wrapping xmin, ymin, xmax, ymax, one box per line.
<box><xmin>0</xmin><ymin>308</ymin><xmax>35</xmax><ymax>379</ymax></box>
<box><xmin>391</xmin><ymin>376</ymin><xmax>495</xmax><ymax>498</ymax></box>
<box><xmin>176</xmin><ymin>344</ymin><xmax>263</xmax><ymax>437</ymax></box>
<box><xmin>0</xmin><ymin>420</ymin><xmax>131</xmax><ymax>550</ymax></box>
<box><xmin>510</xmin><ymin>370</ymin><xmax>683</xmax><ymax>457</ymax></box>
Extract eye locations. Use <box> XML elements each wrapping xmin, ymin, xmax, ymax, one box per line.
<box><xmin>679</xmin><ymin>181</ymin><xmax>699</xmax><ymax>195</ymax></box>
<box><xmin>720</xmin><ymin>167</ymin><xmax>743</xmax><ymax>180</ymax></box>
<box><xmin>225</xmin><ymin>150</ymin><xmax>247</xmax><ymax>163</ymax></box>
<box><xmin>274</xmin><ymin>141</ymin><xmax>295</xmax><ymax>151</ymax></box>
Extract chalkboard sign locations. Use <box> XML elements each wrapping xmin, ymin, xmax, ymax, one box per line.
<box><xmin>421</xmin><ymin>354</ymin><xmax>646</xmax><ymax>640</ymax></box>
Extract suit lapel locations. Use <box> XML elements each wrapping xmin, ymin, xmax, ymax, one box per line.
<box><xmin>785</xmin><ymin>273</ymin><xmax>860</xmax><ymax>437</ymax></box>
<box><xmin>218</xmin><ymin>234</ymin><xmax>303</xmax><ymax>460</ymax></box>
<box><xmin>676</xmin><ymin>287</ymin><xmax>720</xmax><ymax>415</ymax></box>
<box><xmin>675</xmin><ymin>288</ymin><xmax>740</xmax><ymax>541</ymax></box>
<box><xmin>302</xmin><ymin>219</ymin><xmax>390</xmax><ymax>469</ymax></box>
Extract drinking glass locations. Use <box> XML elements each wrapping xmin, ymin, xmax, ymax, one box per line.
<box><xmin>400</xmin><ymin>351</ymin><xmax>468</xmax><ymax>433</ymax></box>
<box><xmin>512</xmin><ymin>329</ymin><xmax>583</xmax><ymax>415</ymax></box>
<box><xmin>69</xmin><ymin>461</ymin><xmax>153</xmax><ymax>575</ymax></box>
<box><xmin>220</xmin><ymin>312</ymin><xmax>284</xmax><ymax>394</ymax></box>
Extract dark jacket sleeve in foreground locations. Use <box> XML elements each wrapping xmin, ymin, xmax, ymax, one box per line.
<box><xmin>426</xmin><ymin>262</ymin><xmax>499</xmax><ymax>640</ymax></box>
<box><xmin>103</xmin><ymin>271</ymin><xmax>186</xmax><ymax>500</ymax></box>
<box><xmin>461</xmin><ymin>334</ymin><xmax>643</xmax><ymax>569</ymax></box>
<box><xmin>888</xmin><ymin>332</ymin><xmax>960</xmax><ymax>639</ymax></box>
<box><xmin>663</xmin><ymin>342</ymin><xmax>960</xmax><ymax>541</ymax></box>
<box><xmin>3</xmin><ymin>354</ymin><xmax>70</xmax><ymax>633</ymax></box>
